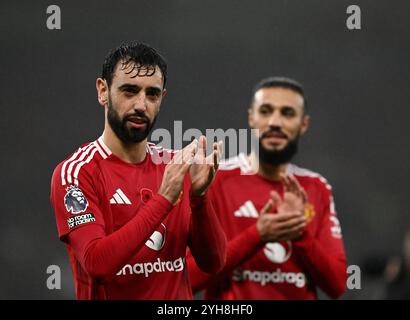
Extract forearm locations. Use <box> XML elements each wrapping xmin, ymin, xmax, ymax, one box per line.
<box><xmin>69</xmin><ymin>194</ymin><xmax>173</xmax><ymax>282</ymax></box>
<box><xmin>293</xmin><ymin>233</ymin><xmax>347</xmax><ymax>299</ymax></box>
<box><xmin>189</xmin><ymin>223</ymin><xmax>263</xmax><ymax>292</ymax></box>
<box><xmin>189</xmin><ymin>194</ymin><xmax>227</xmax><ymax>274</ymax></box>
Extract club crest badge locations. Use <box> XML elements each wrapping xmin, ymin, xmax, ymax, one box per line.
<box><xmin>304</xmin><ymin>202</ymin><xmax>315</xmax><ymax>223</ymax></box>
<box><xmin>64</xmin><ymin>185</ymin><xmax>88</xmax><ymax>214</ymax></box>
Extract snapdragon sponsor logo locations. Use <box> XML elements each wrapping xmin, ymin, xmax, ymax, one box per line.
<box><xmin>232</xmin><ymin>268</ymin><xmax>306</xmax><ymax>288</ymax></box>
<box><xmin>116</xmin><ymin>257</ymin><xmax>185</xmax><ymax>278</ymax></box>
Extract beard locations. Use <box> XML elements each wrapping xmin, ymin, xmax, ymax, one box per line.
<box><xmin>258</xmin><ymin>133</ymin><xmax>299</xmax><ymax>166</ymax></box>
<box><xmin>107</xmin><ymin>95</ymin><xmax>157</xmax><ymax>144</ymax></box>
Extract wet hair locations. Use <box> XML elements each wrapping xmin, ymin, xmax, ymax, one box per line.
<box><xmin>101</xmin><ymin>41</ymin><xmax>168</xmax><ymax>88</ymax></box>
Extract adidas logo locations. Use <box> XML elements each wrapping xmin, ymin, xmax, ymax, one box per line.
<box><xmin>234</xmin><ymin>201</ymin><xmax>258</xmax><ymax>218</ymax></box>
<box><xmin>110</xmin><ymin>188</ymin><xmax>132</xmax><ymax>205</ymax></box>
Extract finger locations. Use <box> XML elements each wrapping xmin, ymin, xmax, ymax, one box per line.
<box><xmin>182</xmin><ymin>147</ymin><xmax>195</xmax><ymax>164</ymax></box>
<box><xmin>181</xmin><ymin>154</ymin><xmax>194</xmax><ymax>173</ymax></box>
<box><xmin>273</xmin><ymin>211</ymin><xmax>306</xmax><ymax>223</ymax></box>
<box><xmin>288</xmin><ymin>174</ymin><xmax>303</xmax><ymax>198</ymax></box>
<box><xmin>280</xmin><ymin>173</ymin><xmax>292</xmax><ymax>193</ymax></box>
<box><xmin>287</xmin><ymin>174</ymin><xmax>299</xmax><ymax>195</ymax></box>
<box><xmin>203</xmin><ymin>142</ymin><xmax>215</xmax><ymax>165</ymax></box>
<box><xmin>218</xmin><ymin>140</ymin><xmax>223</xmax><ymax>158</ymax></box>
<box><xmin>178</xmin><ymin>140</ymin><xmax>197</xmax><ymax>167</ymax></box>
<box><xmin>283</xmin><ymin>192</ymin><xmax>302</xmax><ymax>207</ymax></box>
<box><xmin>194</xmin><ymin>135</ymin><xmax>205</xmax><ymax>160</ymax></box>
<box><xmin>275</xmin><ymin>216</ymin><xmax>306</xmax><ymax>230</ymax></box>
<box><xmin>300</xmin><ymin>188</ymin><xmax>308</xmax><ymax>203</ymax></box>
<box><xmin>206</xmin><ymin>140</ymin><xmax>219</xmax><ymax>165</ymax></box>
<box><xmin>260</xmin><ymin>199</ymin><xmax>274</xmax><ymax>215</ymax></box>
<box><xmin>288</xmin><ymin>175</ymin><xmax>308</xmax><ymax>203</ymax></box>
<box><xmin>171</xmin><ymin>148</ymin><xmax>183</xmax><ymax>165</ymax></box>
<box><xmin>185</xmin><ymin>139</ymin><xmax>199</xmax><ymax>163</ymax></box>
<box><xmin>213</xmin><ymin>141</ymin><xmax>222</xmax><ymax>169</ymax></box>
<box><xmin>270</xmin><ymin>190</ymin><xmax>282</xmax><ymax>209</ymax></box>
<box><xmin>211</xmin><ymin>149</ymin><xmax>218</xmax><ymax>170</ymax></box>
<box><xmin>287</xmin><ymin>223</ymin><xmax>306</xmax><ymax>234</ymax></box>
<box><xmin>260</xmin><ymin>212</ymin><xmax>276</xmax><ymax>219</ymax></box>
<box><xmin>201</xmin><ymin>135</ymin><xmax>207</xmax><ymax>154</ymax></box>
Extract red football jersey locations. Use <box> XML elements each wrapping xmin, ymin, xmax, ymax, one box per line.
<box><xmin>50</xmin><ymin>137</ymin><xmax>197</xmax><ymax>299</ymax></box>
<box><xmin>200</xmin><ymin>154</ymin><xmax>347</xmax><ymax>299</ymax></box>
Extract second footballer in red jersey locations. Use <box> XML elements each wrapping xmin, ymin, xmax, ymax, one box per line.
<box><xmin>50</xmin><ymin>42</ymin><xmax>226</xmax><ymax>299</ymax></box>
<box><xmin>188</xmin><ymin>77</ymin><xmax>347</xmax><ymax>299</ymax></box>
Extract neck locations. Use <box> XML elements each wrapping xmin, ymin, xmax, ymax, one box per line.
<box><xmin>248</xmin><ymin>152</ymin><xmax>288</xmax><ymax>181</ymax></box>
<box><xmin>102</xmin><ymin>123</ymin><xmax>147</xmax><ymax>164</ymax></box>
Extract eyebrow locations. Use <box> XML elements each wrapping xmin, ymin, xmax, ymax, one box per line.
<box><xmin>118</xmin><ymin>83</ymin><xmax>139</xmax><ymax>91</ymax></box>
<box><xmin>259</xmin><ymin>103</ymin><xmax>296</xmax><ymax>110</ymax></box>
<box><xmin>118</xmin><ymin>83</ymin><xmax>162</xmax><ymax>93</ymax></box>
<box><xmin>146</xmin><ymin>87</ymin><xmax>162</xmax><ymax>95</ymax></box>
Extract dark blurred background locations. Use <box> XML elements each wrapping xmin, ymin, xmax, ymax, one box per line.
<box><xmin>0</xmin><ymin>0</ymin><xmax>409</xmax><ymax>299</ymax></box>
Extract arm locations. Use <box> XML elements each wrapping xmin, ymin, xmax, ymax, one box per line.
<box><xmin>188</xmin><ymin>223</ymin><xmax>263</xmax><ymax>292</ymax></box>
<box><xmin>51</xmin><ymin>141</ymin><xmax>197</xmax><ymax>283</ymax></box>
<box><xmin>51</xmin><ymin>164</ymin><xmax>174</xmax><ymax>282</ymax></box>
<box><xmin>188</xmin><ymin>192</ymin><xmax>306</xmax><ymax>292</ymax></box>
<box><xmin>68</xmin><ymin>194</ymin><xmax>173</xmax><ymax>283</ymax></box>
<box><xmin>187</xmin><ymin>137</ymin><xmax>227</xmax><ymax>274</ymax></box>
<box><xmin>293</xmin><ymin>185</ymin><xmax>347</xmax><ymax>299</ymax></box>
<box><xmin>188</xmin><ymin>194</ymin><xmax>228</xmax><ymax>274</ymax></box>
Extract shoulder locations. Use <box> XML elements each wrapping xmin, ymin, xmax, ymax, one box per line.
<box><xmin>287</xmin><ymin>163</ymin><xmax>333</xmax><ymax>192</ymax></box>
<box><xmin>52</xmin><ymin>138</ymin><xmax>111</xmax><ymax>188</ymax></box>
<box><xmin>214</xmin><ymin>153</ymin><xmax>253</xmax><ymax>183</ymax></box>
<box><xmin>288</xmin><ymin>164</ymin><xmax>338</xmax><ymax>214</ymax></box>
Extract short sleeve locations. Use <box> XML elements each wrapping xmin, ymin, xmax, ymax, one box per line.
<box><xmin>50</xmin><ymin>162</ymin><xmax>105</xmax><ymax>242</ymax></box>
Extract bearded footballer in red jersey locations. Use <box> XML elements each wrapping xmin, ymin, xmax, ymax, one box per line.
<box><xmin>50</xmin><ymin>42</ymin><xmax>226</xmax><ymax>299</ymax></box>
<box><xmin>188</xmin><ymin>77</ymin><xmax>347</xmax><ymax>299</ymax></box>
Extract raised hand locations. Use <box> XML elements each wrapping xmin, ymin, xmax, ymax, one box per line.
<box><xmin>256</xmin><ymin>191</ymin><xmax>306</xmax><ymax>243</ymax></box>
<box><xmin>256</xmin><ymin>175</ymin><xmax>308</xmax><ymax>242</ymax></box>
<box><xmin>189</xmin><ymin>136</ymin><xmax>222</xmax><ymax>197</ymax></box>
<box><xmin>158</xmin><ymin>139</ymin><xmax>198</xmax><ymax>204</ymax></box>
<box><xmin>278</xmin><ymin>173</ymin><xmax>307</xmax><ymax>214</ymax></box>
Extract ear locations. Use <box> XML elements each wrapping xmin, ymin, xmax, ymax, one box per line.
<box><xmin>96</xmin><ymin>78</ymin><xmax>108</xmax><ymax>107</ymax></box>
<box><xmin>248</xmin><ymin>107</ymin><xmax>255</xmax><ymax>129</ymax></box>
<box><xmin>162</xmin><ymin>88</ymin><xmax>167</xmax><ymax>98</ymax></box>
<box><xmin>300</xmin><ymin>114</ymin><xmax>310</xmax><ymax>135</ymax></box>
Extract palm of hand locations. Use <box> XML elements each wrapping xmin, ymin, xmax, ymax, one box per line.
<box><xmin>278</xmin><ymin>192</ymin><xmax>305</xmax><ymax>214</ymax></box>
<box><xmin>190</xmin><ymin>152</ymin><xmax>215</xmax><ymax>196</ymax></box>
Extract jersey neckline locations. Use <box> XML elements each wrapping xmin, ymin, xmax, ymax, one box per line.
<box><xmin>96</xmin><ymin>136</ymin><xmax>152</xmax><ymax>167</ymax></box>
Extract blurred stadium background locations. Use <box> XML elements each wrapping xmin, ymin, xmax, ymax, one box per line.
<box><xmin>0</xmin><ymin>0</ymin><xmax>409</xmax><ymax>299</ymax></box>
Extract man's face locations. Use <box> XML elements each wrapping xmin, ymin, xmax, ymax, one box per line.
<box><xmin>249</xmin><ymin>87</ymin><xmax>309</xmax><ymax>163</ymax></box>
<box><xmin>98</xmin><ymin>62</ymin><xmax>166</xmax><ymax>143</ymax></box>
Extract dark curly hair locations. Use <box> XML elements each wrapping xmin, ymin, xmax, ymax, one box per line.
<box><xmin>101</xmin><ymin>41</ymin><xmax>168</xmax><ymax>89</ymax></box>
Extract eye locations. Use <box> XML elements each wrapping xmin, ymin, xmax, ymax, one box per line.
<box><xmin>122</xmin><ymin>89</ymin><xmax>137</xmax><ymax>97</ymax></box>
<box><xmin>126</xmin><ymin>88</ymin><xmax>137</xmax><ymax>93</ymax></box>
<box><xmin>146</xmin><ymin>89</ymin><xmax>161</xmax><ymax>100</ymax></box>
<box><xmin>282</xmin><ymin>107</ymin><xmax>296</xmax><ymax>117</ymax></box>
<box><xmin>258</xmin><ymin>107</ymin><xmax>271</xmax><ymax>115</ymax></box>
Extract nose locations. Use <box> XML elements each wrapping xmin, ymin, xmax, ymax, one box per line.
<box><xmin>268</xmin><ymin>110</ymin><xmax>282</xmax><ymax>128</ymax></box>
<box><xmin>133</xmin><ymin>92</ymin><xmax>148</xmax><ymax>113</ymax></box>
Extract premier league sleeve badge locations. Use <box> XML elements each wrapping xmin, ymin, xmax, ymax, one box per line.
<box><xmin>64</xmin><ymin>185</ymin><xmax>89</xmax><ymax>214</ymax></box>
